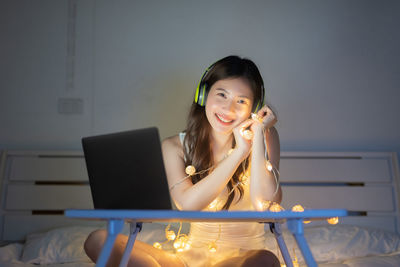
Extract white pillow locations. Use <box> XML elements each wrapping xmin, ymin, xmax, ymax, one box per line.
<box><xmin>21</xmin><ymin>226</ymin><xmax>96</xmax><ymax>264</ymax></box>
<box><xmin>0</xmin><ymin>243</ymin><xmax>23</xmax><ymax>262</ymax></box>
<box><xmin>20</xmin><ymin>223</ymin><xmax>170</xmax><ymax>264</ymax></box>
<box><xmin>265</xmin><ymin>224</ymin><xmax>400</xmax><ymax>264</ymax></box>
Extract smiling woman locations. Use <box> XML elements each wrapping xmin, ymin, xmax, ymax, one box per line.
<box><xmin>83</xmin><ymin>55</ymin><xmax>281</xmax><ymax>267</ymax></box>
<box><xmin>205</xmin><ymin>78</ymin><xmax>254</xmax><ymax>134</ymax></box>
<box><xmin>160</xmin><ymin>56</ymin><xmax>281</xmax><ymax>267</ymax></box>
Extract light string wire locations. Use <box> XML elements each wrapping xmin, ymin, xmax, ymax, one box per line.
<box><xmin>163</xmin><ymin>113</ymin><xmax>281</xmax><ymax>252</ymax></box>
<box><xmin>158</xmin><ymin>114</ymin><xmax>338</xmax><ymax>254</ymax></box>
<box><xmin>169</xmin><ymin>167</ymin><xmax>213</xmax><ymax>191</ymax></box>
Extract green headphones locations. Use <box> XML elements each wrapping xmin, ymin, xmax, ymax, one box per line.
<box><xmin>194</xmin><ymin>63</ymin><xmax>265</xmax><ymax>113</ymax></box>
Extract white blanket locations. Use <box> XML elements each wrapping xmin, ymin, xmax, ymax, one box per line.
<box><xmin>1</xmin><ymin>223</ymin><xmax>400</xmax><ymax>267</ymax></box>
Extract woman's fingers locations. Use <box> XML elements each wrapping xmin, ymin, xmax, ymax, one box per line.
<box><xmin>253</xmin><ymin>105</ymin><xmax>277</xmax><ymax>129</ymax></box>
<box><xmin>239</xmin><ymin>119</ymin><xmax>254</xmax><ymax>129</ymax></box>
<box><xmin>257</xmin><ymin>105</ymin><xmax>269</xmax><ymax>117</ymax></box>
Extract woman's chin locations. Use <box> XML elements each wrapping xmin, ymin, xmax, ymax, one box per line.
<box><xmin>211</xmin><ymin>125</ymin><xmax>234</xmax><ymax>135</ymax></box>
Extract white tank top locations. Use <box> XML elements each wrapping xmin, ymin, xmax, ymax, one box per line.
<box><xmin>178</xmin><ymin>132</ymin><xmax>265</xmax><ymax>250</ymax></box>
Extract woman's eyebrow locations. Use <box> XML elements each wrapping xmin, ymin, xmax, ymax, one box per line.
<box><xmin>215</xmin><ymin>88</ymin><xmax>228</xmax><ymax>93</ymax></box>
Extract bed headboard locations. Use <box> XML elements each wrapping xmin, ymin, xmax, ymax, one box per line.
<box><xmin>279</xmin><ymin>152</ymin><xmax>400</xmax><ymax>233</ymax></box>
<box><xmin>0</xmin><ymin>150</ymin><xmax>399</xmax><ymax>242</ymax></box>
<box><xmin>0</xmin><ymin>150</ymin><xmax>101</xmax><ymax>243</ymax></box>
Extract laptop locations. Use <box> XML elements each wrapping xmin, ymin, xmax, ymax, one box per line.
<box><xmin>82</xmin><ymin>127</ymin><xmax>172</xmax><ymax>210</ymax></box>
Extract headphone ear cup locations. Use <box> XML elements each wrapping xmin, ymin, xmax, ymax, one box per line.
<box><xmin>196</xmin><ymin>83</ymin><xmax>208</xmax><ymax>106</ymax></box>
<box><xmin>252</xmin><ymin>84</ymin><xmax>265</xmax><ymax>113</ymax></box>
<box><xmin>252</xmin><ymin>100</ymin><xmax>261</xmax><ymax>113</ymax></box>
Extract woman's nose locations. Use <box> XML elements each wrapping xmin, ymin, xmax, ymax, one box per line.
<box><xmin>222</xmin><ymin>100</ymin><xmax>235</xmax><ymax>113</ymax></box>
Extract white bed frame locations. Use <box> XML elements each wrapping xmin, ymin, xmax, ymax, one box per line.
<box><xmin>0</xmin><ymin>150</ymin><xmax>399</xmax><ymax>243</ymax></box>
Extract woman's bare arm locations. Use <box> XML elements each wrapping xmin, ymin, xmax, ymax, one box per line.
<box><xmin>250</xmin><ymin>126</ymin><xmax>282</xmax><ymax>210</ymax></box>
<box><xmin>162</xmin><ymin>135</ymin><xmax>247</xmax><ymax>211</ymax></box>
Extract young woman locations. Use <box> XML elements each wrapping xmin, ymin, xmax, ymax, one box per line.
<box><xmin>84</xmin><ymin>55</ymin><xmax>281</xmax><ymax>267</ymax></box>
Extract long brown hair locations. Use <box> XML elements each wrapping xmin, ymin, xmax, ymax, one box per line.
<box><xmin>183</xmin><ymin>55</ymin><xmax>265</xmax><ymax>210</ymax></box>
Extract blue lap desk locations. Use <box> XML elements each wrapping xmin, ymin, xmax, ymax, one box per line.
<box><xmin>65</xmin><ymin>209</ymin><xmax>348</xmax><ymax>267</ymax></box>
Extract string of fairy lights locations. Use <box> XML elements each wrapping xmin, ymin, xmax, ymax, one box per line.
<box><xmin>155</xmin><ymin>113</ymin><xmax>339</xmax><ymax>266</ymax></box>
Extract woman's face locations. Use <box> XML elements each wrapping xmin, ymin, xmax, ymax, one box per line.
<box><xmin>205</xmin><ymin>77</ymin><xmax>254</xmax><ymax>134</ymax></box>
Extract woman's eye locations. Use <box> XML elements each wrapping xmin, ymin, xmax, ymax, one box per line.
<box><xmin>217</xmin><ymin>93</ymin><xmax>226</xmax><ymax>98</ymax></box>
<box><xmin>237</xmin><ymin>99</ymin><xmax>249</xmax><ymax>105</ymax></box>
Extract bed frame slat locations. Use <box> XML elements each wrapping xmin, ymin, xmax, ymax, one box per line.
<box><xmin>9</xmin><ymin>156</ymin><xmax>87</xmax><ymax>181</ymax></box>
<box><xmin>281</xmin><ymin>186</ymin><xmax>394</xmax><ymax>212</ymax></box>
<box><xmin>6</xmin><ymin>185</ymin><xmax>93</xmax><ymax>210</ymax></box>
<box><xmin>280</xmin><ymin>158</ymin><xmax>391</xmax><ymax>183</ymax></box>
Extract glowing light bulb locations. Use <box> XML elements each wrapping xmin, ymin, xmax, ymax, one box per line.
<box><xmin>180</xmin><ymin>236</ymin><xmax>189</xmax><ymax>251</ymax></box>
<box><xmin>173</xmin><ymin>239</ymin><xmax>182</xmax><ymax>249</ymax></box>
<box><xmin>174</xmin><ymin>239</ymin><xmax>182</xmax><ymax>249</ymax></box>
<box><xmin>292</xmin><ymin>204</ymin><xmax>304</xmax><ymax>212</ymax></box>
<box><xmin>184</xmin><ymin>241</ymin><xmax>191</xmax><ymax>250</ymax></box>
<box><xmin>292</xmin><ymin>248</ymin><xmax>299</xmax><ymax>267</ymax></box>
<box><xmin>251</xmin><ymin>113</ymin><xmax>263</xmax><ymax>122</ymax></box>
<box><xmin>242</xmin><ymin>129</ymin><xmax>253</xmax><ymax>140</ymax></box>
<box><xmin>259</xmin><ymin>200</ymin><xmax>272</xmax><ymax>211</ymax></box>
<box><xmin>166</xmin><ymin>230</ymin><xmax>176</xmax><ymax>240</ymax></box>
<box><xmin>208</xmin><ymin>242</ymin><xmax>217</xmax><ymax>253</ymax></box>
<box><xmin>269</xmin><ymin>203</ymin><xmax>283</xmax><ymax>212</ymax></box>
<box><xmin>327</xmin><ymin>217</ymin><xmax>339</xmax><ymax>225</ymax></box>
<box><xmin>266</xmin><ymin>161</ymin><xmax>273</xmax><ymax>171</ymax></box>
<box><xmin>291</xmin><ymin>204</ymin><xmax>311</xmax><ymax>223</ymax></box>
<box><xmin>153</xmin><ymin>242</ymin><xmax>162</xmax><ymax>249</ymax></box>
<box><xmin>174</xmin><ymin>236</ymin><xmax>190</xmax><ymax>252</ymax></box>
<box><xmin>185</xmin><ymin>165</ymin><xmax>196</xmax><ymax>176</ymax></box>
<box><xmin>239</xmin><ymin>175</ymin><xmax>248</xmax><ymax>185</ymax></box>
<box><xmin>208</xmin><ymin>199</ymin><xmax>218</xmax><ymax>210</ymax></box>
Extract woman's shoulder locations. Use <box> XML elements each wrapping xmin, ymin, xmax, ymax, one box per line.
<box><xmin>162</xmin><ymin>134</ymin><xmax>184</xmax><ymax>156</ymax></box>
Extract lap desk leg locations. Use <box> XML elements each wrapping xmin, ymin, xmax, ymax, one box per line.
<box><xmin>287</xmin><ymin>219</ymin><xmax>317</xmax><ymax>267</ymax></box>
<box><xmin>269</xmin><ymin>222</ymin><xmax>294</xmax><ymax>267</ymax></box>
<box><xmin>96</xmin><ymin>220</ymin><xmax>142</xmax><ymax>267</ymax></box>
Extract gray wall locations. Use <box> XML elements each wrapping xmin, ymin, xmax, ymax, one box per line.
<box><xmin>1</xmin><ymin>1</ymin><xmax>399</xmax><ymax>162</ymax></box>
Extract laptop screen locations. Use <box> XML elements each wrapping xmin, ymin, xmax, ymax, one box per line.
<box><xmin>82</xmin><ymin>127</ymin><xmax>172</xmax><ymax>210</ymax></box>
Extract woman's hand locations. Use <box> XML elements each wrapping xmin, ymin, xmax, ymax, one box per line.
<box><xmin>251</xmin><ymin>105</ymin><xmax>277</xmax><ymax>133</ymax></box>
<box><xmin>232</xmin><ymin>119</ymin><xmax>254</xmax><ymax>158</ymax></box>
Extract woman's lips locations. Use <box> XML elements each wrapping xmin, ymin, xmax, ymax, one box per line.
<box><xmin>215</xmin><ymin>113</ymin><xmax>234</xmax><ymax>125</ymax></box>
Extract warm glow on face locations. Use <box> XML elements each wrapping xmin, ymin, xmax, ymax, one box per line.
<box><xmin>205</xmin><ymin>78</ymin><xmax>254</xmax><ymax>134</ymax></box>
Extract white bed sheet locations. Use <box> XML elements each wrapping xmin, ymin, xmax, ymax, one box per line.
<box><xmin>1</xmin><ymin>223</ymin><xmax>400</xmax><ymax>267</ymax></box>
